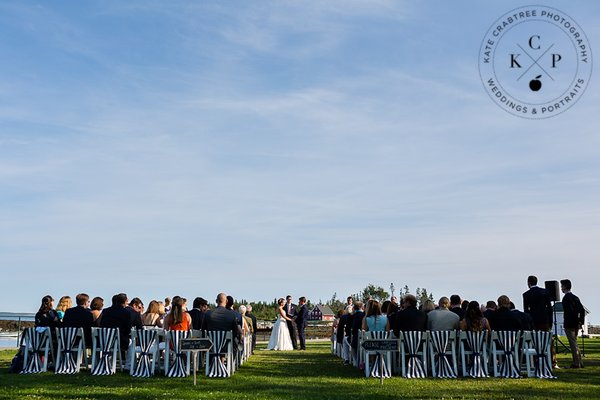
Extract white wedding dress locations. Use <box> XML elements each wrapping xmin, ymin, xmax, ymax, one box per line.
<box><xmin>266</xmin><ymin>314</ymin><xmax>294</xmax><ymax>351</ymax></box>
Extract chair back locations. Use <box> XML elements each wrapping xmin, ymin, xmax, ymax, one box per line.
<box><xmin>21</xmin><ymin>327</ymin><xmax>53</xmax><ymax>374</ymax></box>
<box><xmin>55</xmin><ymin>327</ymin><xmax>87</xmax><ymax>374</ymax></box>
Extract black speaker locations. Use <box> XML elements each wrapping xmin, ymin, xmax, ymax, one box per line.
<box><xmin>544</xmin><ymin>280</ymin><xmax>560</xmax><ymax>302</ymax></box>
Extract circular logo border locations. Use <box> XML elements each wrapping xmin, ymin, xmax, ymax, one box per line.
<box><xmin>479</xmin><ymin>5</ymin><xmax>593</xmax><ymax>119</ymax></box>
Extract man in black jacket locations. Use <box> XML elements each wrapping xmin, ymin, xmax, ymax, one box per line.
<box><xmin>392</xmin><ymin>294</ymin><xmax>427</xmax><ymax>337</ymax></box>
<box><xmin>188</xmin><ymin>297</ymin><xmax>209</xmax><ymax>331</ymax></box>
<box><xmin>488</xmin><ymin>295</ymin><xmax>521</xmax><ymax>331</ymax></box>
<box><xmin>100</xmin><ymin>293</ymin><xmax>143</xmax><ymax>358</ymax></box>
<box><xmin>561</xmin><ymin>279</ymin><xmax>586</xmax><ymax>368</ymax></box>
<box><xmin>62</xmin><ymin>293</ymin><xmax>94</xmax><ymax>347</ymax></box>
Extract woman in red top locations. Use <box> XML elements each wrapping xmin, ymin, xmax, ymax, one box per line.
<box><xmin>165</xmin><ymin>296</ymin><xmax>191</xmax><ymax>331</ymax></box>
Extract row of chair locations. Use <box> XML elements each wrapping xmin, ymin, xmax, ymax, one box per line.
<box><xmin>20</xmin><ymin>326</ymin><xmax>251</xmax><ymax>378</ymax></box>
<box><xmin>333</xmin><ymin>329</ymin><xmax>555</xmax><ymax>379</ymax></box>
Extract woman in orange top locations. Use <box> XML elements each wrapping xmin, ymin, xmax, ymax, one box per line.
<box><xmin>165</xmin><ymin>296</ymin><xmax>192</xmax><ymax>331</ymax></box>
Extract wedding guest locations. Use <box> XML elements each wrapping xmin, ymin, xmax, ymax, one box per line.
<box><xmin>362</xmin><ymin>300</ymin><xmax>387</xmax><ymax>332</ymax></box>
<box><xmin>350</xmin><ymin>302</ymin><xmax>365</xmax><ymax>362</ymax></box>
<box><xmin>381</xmin><ymin>300</ymin><xmax>391</xmax><ymax>315</ymax></box>
<box><xmin>35</xmin><ymin>295</ymin><xmax>59</xmax><ymax>328</ymax></box>
<box><xmin>164</xmin><ymin>297</ymin><xmax>172</xmax><ymax>313</ymax></box>
<box><xmin>127</xmin><ymin>297</ymin><xmax>144</xmax><ymax>328</ymax></box>
<box><xmin>421</xmin><ymin>299</ymin><xmax>435</xmax><ymax>314</ymax></box>
<box><xmin>483</xmin><ymin>300</ymin><xmax>497</xmax><ymax>320</ymax></box>
<box><xmin>239</xmin><ymin>305</ymin><xmax>252</xmax><ymax>334</ymax></box>
<box><xmin>459</xmin><ymin>301</ymin><xmax>491</xmax><ymax>334</ymax></box>
<box><xmin>100</xmin><ymin>293</ymin><xmax>141</xmax><ymax>356</ymax></box>
<box><xmin>450</xmin><ymin>295</ymin><xmax>464</xmax><ymax>320</ymax></box>
<box><xmin>427</xmin><ymin>297</ymin><xmax>459</xmax><ymax>331</ymax></box>
<box><xmin>165</xmin><ymin>296</ymin><xmax>192</xmax><ymax>331</ymax></box>
<box><xmin>62</xmin><ymin>293</ymin><xmax>94</xmax><ymax>346</ymax></box>
<box><xmin>142</xmin><ymin>300</ymin><xmax>165</xmax><ymax>327</ymax></box>
<box><xmin>56</xmin><ymin>295</ymin><xmax>72</xmax><ymax>321</ymax></box>
<box><xmin>561</xmin><ymin>279</ymin><xmax>586</xmax><ymax>368</ymax></box>
<box><xmin>509</xmin><ymin>301</ymin><xmax>534</xmax><ymax>330</ymax></box>
<box><xmin>245</xmin><ymin>304</ymin><xmax>258</xmax><ymax>354</ymax></box>
<box><xmin>205</xmin><ymin>293</ymin><xmax>242</xmax><ymax>353</ymax></box>
<box><xmin>188</xmin><ymin>297</ymin><xmax>209</xmax><ymax>331</ymax></box>
<box><xmin>90</xmin><ymin>297</ymin><xmax>103</xmax><ymax>325</ymax></box>
<box><xmin>488</xmin><ymin>295</ymin><xmax>520</xmax><ymax>331</ymax></box>
<box><xmin>391</xmin><ymin>294</ymin><xmax>427</xmax><ymax>336</ymax></box>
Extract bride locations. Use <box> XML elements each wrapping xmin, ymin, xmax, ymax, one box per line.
<box><xmin>266</xmin><ymin>298</ymin><xmax>294</xmax><ymax>351</ymax></box>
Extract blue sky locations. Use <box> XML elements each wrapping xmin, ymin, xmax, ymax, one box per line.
<box><xmin>1</xmin><ymin>1</ymin><xmax>599</xmax><ymax>323</ymax></box>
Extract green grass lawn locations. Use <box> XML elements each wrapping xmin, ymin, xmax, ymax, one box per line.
<box><xmin>0</xmin><ymin>339</ymin><xmax>598</xmax><ymax>399</ymax></box>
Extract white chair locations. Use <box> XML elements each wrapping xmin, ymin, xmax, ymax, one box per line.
<box><xmin>489</xmin><ymin>331</ymin><xmax>521</xmax><ymax>378</ymax></box>
<box><xmin>400</xmin><ymin>331</ymin><xmax>428</xmax><ymax>378</ymax></box>
<box><xmin>428</xmin><ymin>330</ymin><xmax>457</xmax><ymax>378</ymax></box>
<box><xmin>21</xmin><ymin>327</ymin><xmax>53</xmax><ymax>374</ymax></box>
<box><xmin>55</xmin><ymin>327</ymin><xmax>88</xmax><ymax>374</ymax></box>
<box><xmin>523</xmin><ymin>331</ymin><xmax>555</xmax><ymax>378</ymax></box>
<box><xmin>130</xmin><ymin>328</ymin><xmax>161</xmax><ymax>377</ymax></box>
<box><xmin>459</xmin><ymin>330</ymin><xmax>489</xmax><ymax>377</ymax></box>
<box><xmin>206</xmin><ymin>330</ymin><xmax>233</xmax><ymax>378</ymax></box>
<box><xmin>91</xmin><ymin>327</ymin><xmax>123</xmax><ymax>375</ymax></box>
<box><xmin>363</xmin><ymin>330</ymin><xmax>393</xmax><ymax>378</ymax></box>
<box><xmin>164</xmin><ymin>330</ymin><xmax>191</xmax><ymax>377</ymax></box>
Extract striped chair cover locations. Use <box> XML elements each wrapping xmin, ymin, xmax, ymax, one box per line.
<box><xmin>206</xmin><ymin>331</ymin><xmax>231</xmax><ymax>378</ymax></box>
<box><xmin>55</xmin><ymin>327</ymin><xmax>87</xmax><ymax>374</ymax></box>
<box><xmin>429</xmin><ymin>330</ymin><xmax>457</xmax><ymax>378</ymax></box>
<box><xmin>91</xmin><ymin>327</ymin><xmax>121</xmax><ymax>375</ymax></box>
<box><xmin>530</xmin><ymin>331</ymin><xmax>555</xmax><ymax>379</ymax></box>
<box><xmin>21</xmin><ymin>327</ymin><xmax>52</xmax><ymax>374</ymax></box>
<box><xmin>462</xmin><ymin>331</ymin><xmax>489</xmax><ymax>378</ymax></box>
<box><xmin>131</xmin><ymin>329</ymin><xmax>159</xmax><ymax>378</ymax></box>
<box><xmin>492</xmin><ymin>331</ymin><xmax>521</xmax><ymax>378</ymax></box>
<box><xmin>165</xmin><ymin>330</ymin><xmax>190</xmax><ymax>378</ymax></box>
<box><xmin>364</xmin><ymin>331</ymin><xmax>392</xmax><ymax>378</ymax></box>
<box><xmin>401</xmin><ymin>331</ymin><xmax>427</xmax><ymax>378</ymax></box>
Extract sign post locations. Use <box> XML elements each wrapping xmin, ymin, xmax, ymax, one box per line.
<box><xmin>181</xmin><ymin>338</ymin><xmax>213</xmax><ymax>385</ymax></box>
<box><xmin>361</xmin><ymin>339</ymin><xmax>399</xmax><ymax>385</ymax></box>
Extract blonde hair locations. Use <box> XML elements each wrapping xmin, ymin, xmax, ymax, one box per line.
<box><xmin>56</xmin><ymin>296</ymin><xmax>72</xmax><ymax>312</ymax></box>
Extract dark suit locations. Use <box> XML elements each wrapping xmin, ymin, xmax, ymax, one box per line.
<box><xmin>295</xmin><ymin>304</ymin><xmax>309</xmax><ymax>350</ymax></box>
<box><xmin>511</xmin><ymin>309</ymin><xmax>534</xmax><ymax>330</ymax></box>
<box><xmin>205</xmin><ymin>306</ymin><xmax>241</xmax><ymax>344</ymax></box>
<box><xmin>450</xmin><ymin>306</ymin><xmax>465</xmax><ymax>321</ymax></box>
<box><xmin>100</xmin><ymin>305</ymin><xmax>140</xmax><ymax>353</ymax></box>
<box><xmin>284</xmin><ymin>302</ymin><xmax>298</xmax><ymax>349</ymax></box>
<box><xmin>188</xmin><ymin>308</ymin><xmax>208</xmax><ymax>331</ymax></box>
<box><xmin>523</xmin><ymin>286</ymin><xmax>553</xmax><ymax>330</ymax></box>
<box><xmin>62</xmin><ymin>305</ymin><xmax>94</xmax><ymax>347</ymax></box>
<box><xmin>245</xmin><ymin>311</ymin><xmax>258</xmax><ymax>353</ymax></box>
<box><xmin>350</xmin><ymin>311</ymin><xmax>364</xmax><ymax>350</ymax></box>
<box><xmin>336</xmin><ymin>314</ymin><xmax>348</xmax><ymax>345</ymax></box>
<box><xmin>488</xmin><ymin>308</ymin><xmax>521</xmax><ymax>331</ymax></box>
<box><xmin>393</xmin><ymin>306</ymin><xmax>427</xmax><ymax>337</ymax></box>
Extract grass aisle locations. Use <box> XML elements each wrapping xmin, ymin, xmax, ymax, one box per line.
<box><xmin>1</xmin><ymin>340</ymin><xmax>599</xmax><ymax>399</ymax></box>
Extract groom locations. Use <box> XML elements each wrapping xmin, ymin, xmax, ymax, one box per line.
<box><xmin>284</xmin><ymin>295</ymin><xmax>298</xmax><ymax>349</ymax></box>
<box><xmin>296</xmin><ymin>297</ymin><xmax>309</xmax><ymax>350</ymax></box>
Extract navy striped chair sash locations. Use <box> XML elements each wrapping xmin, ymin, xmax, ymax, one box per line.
<box><xmin>165</xmin><ymin>330</ymin><xmax>190</xmax><ymax>378</ymax></box>
<box><xmin>366</xmin><ymin>331</ymin><xmax>391</xmax><ymax>378</ymax></box>
<box><xmin>495</xmin><ymin>331</ymin><xmax>520</xmax><ymax>378</ymax></box>
<box><xmin>403</xmin><ymin>331</ymin><xmax>427</xmax><ymax>378</ymax></box>
<box><xmin>55</xmin><ymin>327</ymin><xmax>83</xmax><ymax>374</ymax></box>
<box><xmin>91</xmin><ymin>328</ymin><xmax>119</xmax><ymax>375</ymax></box>
<box><xmin>207</xmin><ymin>331</ymin><xmax>230</xmax><ymax>378</ymax></box>
<box><xmin>429</xmin><ymin>330</ymin><xmax>456</xmax><ymax>378</ymax></box>
<box><xmin>465</xmin><ymin>331</ymin><xmax>488</xmax><ymax>378</ymax></box>
<box><xmin>131</xmin><ymin>329</ymin><xmax>158</xmax><ymax>378</ymax></box>
<box><xmin>531</xmin><ymin>331</ymin><xmax>555</xmax><ymax>379</ymax></box>
<box><xmin>21</xmin><ymin>327</ymin><xmax>51</xmax><ymax>374</ymax></box>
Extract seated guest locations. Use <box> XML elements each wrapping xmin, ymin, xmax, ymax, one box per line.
<box><xmin>421</xmin><ymin>300</ymin><xmax>435</xmax><ymax>314</ymax></box>
<box><xmin>245</xmin><ymin>304</ymin><xmax>258</xmax><ymax>354</ymax></box>
<box><xmin>449</xmin><ymin>295</ymin><xmax>465</xmax><ymax>320</ymax></box>
<box><xmin>90</xmin><ymin>297</ymin><xmax>104</xmax><ymax>326</ymax></box>
<box><xmin>381</xmin><ymin>300</ymin><xmax>391</xmax><ymax>315</ymax></box>
<box><xmin>35</xmin><ymin>295</ymin><xmax>60</xmax><ymax>328</ymax></box>
<box><xmin>127</xmin><ymin>297</ymin><xmax>144</xmax><ymax>328</ymax></box>
<box><xmin>239</xmin><ymin>305</ymin><xmax>252</xmax><ymax>335</ymax></box>
<box><xmin>336</xmin><ymin>309</ymin><xmax>348</xmax><ymax>358</ymax></box>
<box><xmin>459</xmin><ymin>301</ymin><xmax>491</xmax><ymax>334</ymax></box>
<box><xmin>62</xmin><ymin>293</ymin><xmax>94</xmax><ymax>347</ymax></box>
<box><xmin>205</xmin><ymin>293</ymin><xmax>242</xmax><ymax>348</ymax></box>
<box><xmin>56</xmin><ymin>295</ymin><xmax>72</xmax><ymax>321</ymax></box>
<box><xmin>509</xmin><ymin>301</ymin><xmax>534</xmax><ymax>331</ymax></box>
<box><xmin>488</xmin><ymin>295</ymin><xmax>521</xmax><ymax>331</ymax></box>
<box><xmin>100</xmin><ymin>293</ymin><xmax>142</xmax><ymax>354</ymax></box>
<box><xmin>142</xmin><ymin>300</ymin><xmax>165</xmax><ymax>327</ymax></box>
<box><xmin>165</xmin><ymin>297</ymin><xmax>192</xmax><ymax>331</ymax></box>
<box><xmin>427</xmin><ymin>296</ymin><xmax>459</xmax><ymax>331</ymax></box>
<box><xmin>350</xmin><ymin>302</ymin><xmax>365</xmax><ymax>362</ymax></box>
<box><xmin>188</xmin><ymin>297</ymin><xmax>209</xmax><ymax>331</ymax></box>
<box><xmin>390</xmin><ymin>294</ymin><xmax>427</xmax><ymax>337</ymax></box>
<box><xmin>483</xmin><ymin>300</ymin><xmax>497</xmax><ymax>320</ymax></box>
<box><xmin>362</xmin><ymin>300</ymin><xmax>387</xmax><ymax>332</ymax></box>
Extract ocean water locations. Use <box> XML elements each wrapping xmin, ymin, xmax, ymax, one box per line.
<box><xmin>0</xmin><ymin>336</ymin><xmax>19</xmax><ymax>349</ymax></box>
